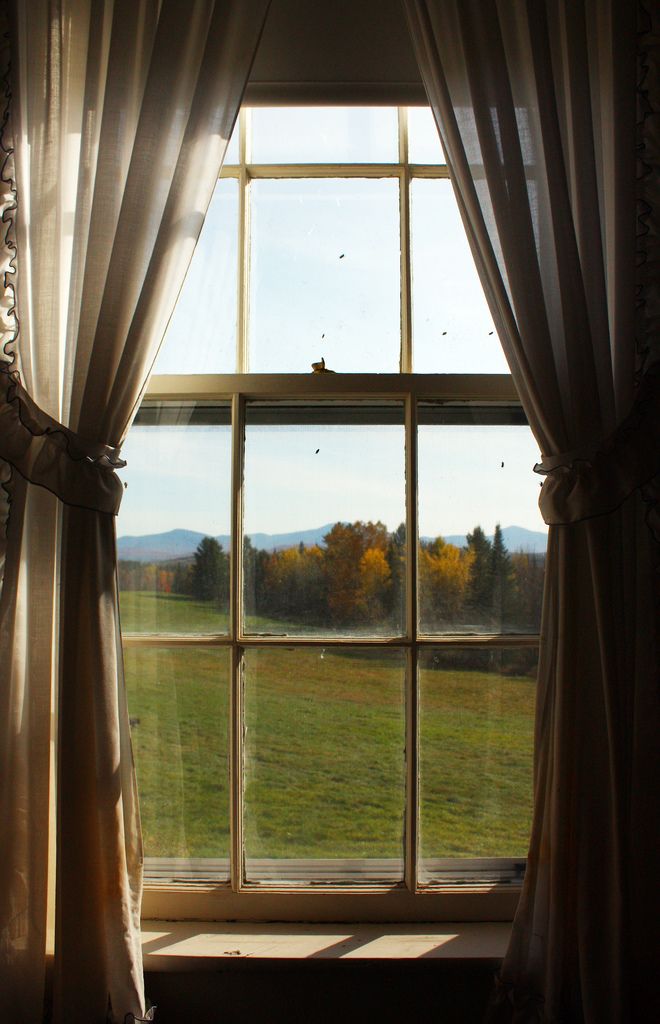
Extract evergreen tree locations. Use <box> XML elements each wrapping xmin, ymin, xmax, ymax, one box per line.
<box><xmin>172</xmin><ymin>560</ymin><xmax>193</xmax><ymax>595</ymax></box>
<box><xmin>465</xmin><ymin>525</ymin><xmax>493</xmax><ymax>627</ymax></box>
<box><xmin>489</xmin><ymin>524</ymin><xmax>514</xmax><ymax>629</ymax></box>
<box><xmin>386</xmin><ymin>522</ymin><xmax>406</xmax><ymax>622</ymax></box>
<box><xmin>191</xmin><ymin>536</ymin><xmax>229</xmax><ymax>606</ymax></box>
<box><xmin>242</xmin><ymin>536</ymin><xmax>257</xmax><ymax>615</ymax></box>
<box><xmin>511</xmin><ymin>550</ymin><xmax>545</xmax><ymax>632</ymax></box>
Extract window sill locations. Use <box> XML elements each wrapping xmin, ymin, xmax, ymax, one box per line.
<box><xmin>141</xmin><ymin>920</ymin><xmax>511</xmax><ymax>973</ymax></box>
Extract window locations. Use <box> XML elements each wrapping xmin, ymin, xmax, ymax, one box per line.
<box><xmin>118</xmin><ymin>108</ymin><xmax>545</xmax><ymax>920</ymax></box>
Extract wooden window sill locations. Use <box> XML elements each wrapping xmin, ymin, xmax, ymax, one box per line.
<box><xmin>141</xmin><ymin>921</ymin><xmax>511</xmax><ymax>972</ymax></box>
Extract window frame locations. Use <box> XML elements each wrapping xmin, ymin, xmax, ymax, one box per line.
<box><xmin>127</xmin><ymin>107</ymin><xmax>540</xmax><ymax>922</ymax></box>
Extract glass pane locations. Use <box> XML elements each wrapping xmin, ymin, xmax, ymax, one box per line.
<box><xmin>408</xmin><ymin>106</ymin><xmax>445</xmax><ymax>164</ymax></box>
<box><xmin>411</xmin><ymin>178</ymin><xmax>507</xmax><ymax>372</ymax></box>
<box><xmin>243</xmin><ymin>403</ymin><xmax>406</xmax><ymax>637</ymax></box>
<box><xmin>249</xmin><ymin>178</ymin><xmax>401</xmax><ymax>372</ymax></box>
<box><xmin>417</xmin><ymin>406</ymin><xmax>546</xmax><ymax>634</ymax></box>
<box><xmin>251</xmin><ymin>107</ymin><xmax>398</xmax><ymax>164</ymax></box>
<box><xmin>153</xmin><ymin>178</ymin><xmax>238</xmax><ymax>374</ymax></box>
<box><xmin>243</xmin><ymin>647</ymin><xmax>406</xmax><ymax>882</ymax></box>
<box><xmin>419</xmin><ymin>647</ymin><xmax>536</xmax><ymax>877</ymax></box>
<box><xmin>118</xmin><ymin>403</ymin><xmax>232</xmax><ymax>635</ymax></box>
<box><xmin>126</xmin><ymin>646</ymin><xmax>230</xmax><ymax>877</ymax></box>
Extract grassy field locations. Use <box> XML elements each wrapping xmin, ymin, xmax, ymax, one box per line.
<box><xmin>120</xmin><ymin>590</ymin><xmax>321</xmax><ymax>637</ymax></box>
<box><xmin>120</xmin><ymin>590</ymin><xmax>230</xmax><ymax>634</ymax></box>
<box><xmin>122</xmin><ymin>592</ymin><xmax>536</xmax><ymax>867</ymax></box>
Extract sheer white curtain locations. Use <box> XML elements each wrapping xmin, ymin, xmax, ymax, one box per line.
<box><xmin>403</xmin><ymin>2</ymin><xmax>659</xmax><ymax>1021</ymax></box>
<box><xmin>0</xmin><ymin>2</ymin><xmax>269</xmax><ymax>1022</ymax></box>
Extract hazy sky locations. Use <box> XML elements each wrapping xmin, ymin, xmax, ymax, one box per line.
<box><xmin>118</xmin><ymin>107</ymin><xmax>545</xmax><ymax>541</ymax></box>
<box><xmin>118</xmin><ymin>419</ymin><xmax>546</xmax><ymax>540</ymax></box>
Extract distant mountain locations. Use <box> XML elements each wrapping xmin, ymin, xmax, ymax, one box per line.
<box><xmin>431</xmin><ymin>526</ymin><xmax>548</xmax><ymax>554</ymax></box>
<box><xmin>117</xmin><ymin>523</ymin><xmax>337</xmax><ymax>563</ymax></box>
<box><xmin>118</xmin><ymin>528</ymin><xmax>208</xmax><ymax>563</ymax></box>
<box><xmin>118</xmin><ymin>522</ymin><xmax>548</xmax><ymax>563</ymax></box>
<box><xmin>247</xmin><ymin>524</ymin><xmax>336</xmax><ymax>552</ymax></box>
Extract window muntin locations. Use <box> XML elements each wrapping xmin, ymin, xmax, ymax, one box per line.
<box><xmin>120</xmin><ymin>108</ymin><xmax>545</xmax><ymax>913</ymax></box>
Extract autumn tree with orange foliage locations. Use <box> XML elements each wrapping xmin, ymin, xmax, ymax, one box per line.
<box><xmin>323</xmin><ymin>520</ymin><xmax>391</xmax><ymax>626</ymax></box>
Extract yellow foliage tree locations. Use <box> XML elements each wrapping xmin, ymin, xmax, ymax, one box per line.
<box><xmin>418</xmin><ymin>539</ymin><xmax>474</xmax><ymax>625</ymax></box>
<box><xmin>357</xmin><ymin>546</ymin><xmax>392</xmax><ymax>622</ymax></box>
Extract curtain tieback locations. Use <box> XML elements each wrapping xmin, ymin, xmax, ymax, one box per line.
<box><xmin>534</xmin><ymin>364</ymin><xmax>660</xmax><ymax>528</ymax></box>
<box><xmin>0</xmin><ymin>366</ymin><xmax>124</xmax><ymax>515</ymax></box>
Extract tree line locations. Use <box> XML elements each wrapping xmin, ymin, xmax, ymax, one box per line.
<box><xmin>119</xmin><ymin>521</ymin><xmax>544</xmax><ymax>633</ymax></box>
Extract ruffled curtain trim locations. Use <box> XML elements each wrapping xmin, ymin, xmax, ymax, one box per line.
<box><xmin>0</xmin><ymin>366</ymin><xmax>125</xmax><ymax>515</ymax></box>
<box><xmin>0</xmin><ymin>0</ymin><xmax>16</xmax><ymax>579</ymax></box>
<box><xmin>637</xmin><ymin>0</ymin><xmax>660</xmax><ymax>373</ymax></box>
<box><xmin>536</xmin><ymin>363</ymin><xmax>660</xmax><ymax>531</ymax></box>
<box><xmin>0</xmin><ymin>3</ymin><xmax>123</xmax><ymax>521</ymax></box>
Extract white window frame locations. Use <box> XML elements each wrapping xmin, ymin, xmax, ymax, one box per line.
<box><xmin>128</xmin><ymin>108</ymin><xmax>538</xmax><ymax>923</ymax></box>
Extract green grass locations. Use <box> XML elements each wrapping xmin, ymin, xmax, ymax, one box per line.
<box><xmin>120</xmin><ymin>590</ymin><xmax>229</xmax><ymax>634</ymax></box>
<box><xmin>122</xmin><ymin>591</ymin><xmax>535</xmax><ymax>863</ymax></box>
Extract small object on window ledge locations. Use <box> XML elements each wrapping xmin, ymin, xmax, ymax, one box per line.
<box><xmin>311</xmin><ymin>357</ymin><xmax>335</xmax><ymax>374</ymax></box>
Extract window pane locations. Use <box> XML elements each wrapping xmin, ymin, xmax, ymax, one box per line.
<box><xmin>419</xmin><ymin>646</ymin><xmax>536</xmax><ymax>877</ymax></box>
<box><xmin>417</xmin><ymin>406</ymin><xmax>546</xmax><ymax>634</ymax></box>
<box><xmin>126</xmin><ymin>646</ymin><xmax>230</xmax><ymax>878</ymax></box>
<box><xmin>153</xmin><ymin>179</ymin><xmax>238</xmax><ymax>374</ymax></box>
<box><xmin>411</xmin><ymin>178</ymin><xmax>507</xmax><ymax>372</ymax></box>
<box><xmin>250</xmin><ymin>107</ymin><xmax>398</xmax><ymax>163</ymax></box>
<box><xmin>408</xmin><ymin>106</ymin><xmax>444</xmax><ymax>164</ymax></box>
<box><xmin>118</xmin><ymin>403</ymin><xmax>232</xmax><ymax>635</ymax></box>
<box><xmin>243</xmin><ymin>403</ymin><xmax>406</xmax><ymax>637</ymax></box>
<box><xmin>243</xmin><ymin>647</ymin><xmax>406</xmax><ymax>882</ymax></box>
<box><xmin>249</xmin><ymin>178</ymin><xmax>401</xmax><ymax>372</ymax></box>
